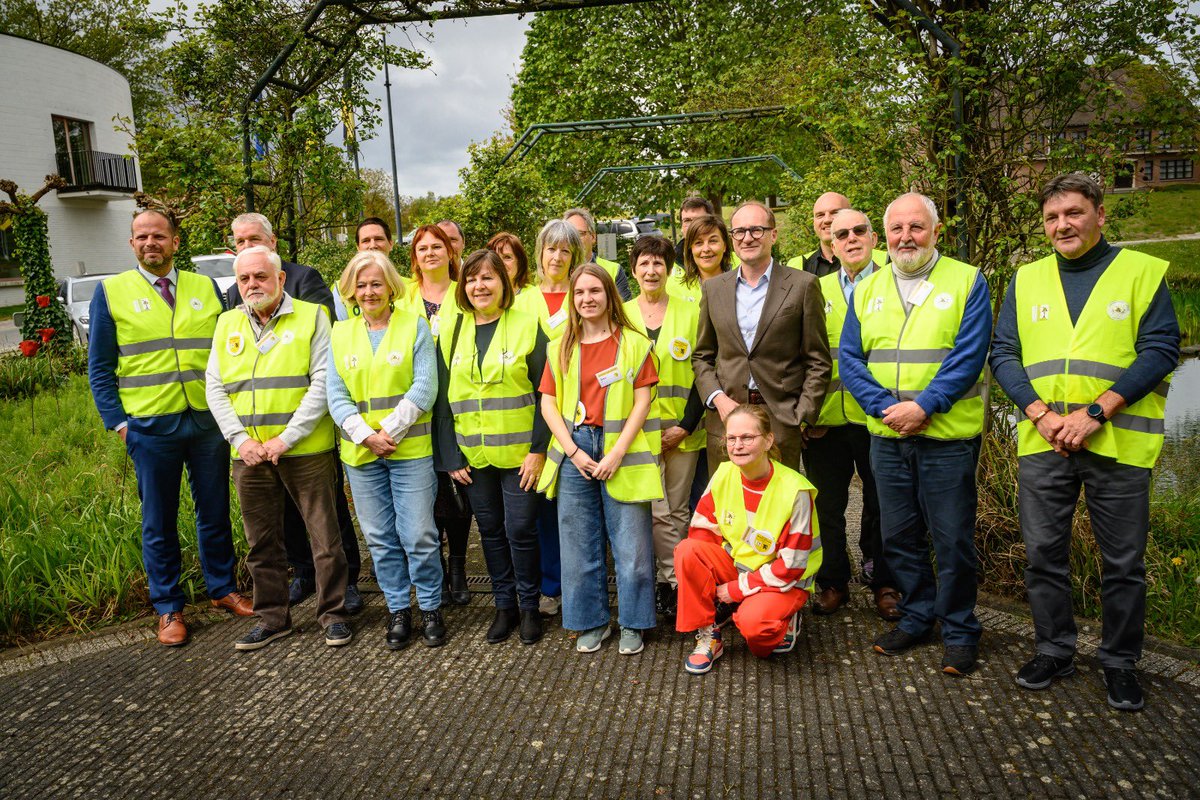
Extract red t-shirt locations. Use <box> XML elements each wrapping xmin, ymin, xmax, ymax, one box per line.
<box><xmin>539</xmin><ymin>333</ymin><xmax>658</xmax><ymax>426</ymax></box>
<box><xmin>542</xmin><ymin>291</ymin><xmax>567</xmax><ymax>316</ymax></box>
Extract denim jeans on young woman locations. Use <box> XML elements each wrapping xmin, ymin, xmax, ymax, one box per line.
<box><xmin>556</xmin><ymin>425</ymin><xmax>656</xmax><ymax>632</ymax></box>
<box><xmin>345</xmin><ymin>456</ymin><xmax>443</xmax><ymax>612</ymax></box>
<box><xmin>463</xmin><ymin>465</ymin><xmax>541</xmax><ymax>611</ymax></box>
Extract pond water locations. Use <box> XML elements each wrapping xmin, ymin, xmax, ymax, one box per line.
<box><xmin>1165</xmin><ymin>357</ymin><xmax>1200</xmax><ymax>440</ymax></box>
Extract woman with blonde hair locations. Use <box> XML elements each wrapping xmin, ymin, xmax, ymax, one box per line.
<box><xmin>537</xmin><ymin>263</ymin><xmax>662</xmax><ymax>655</ymax></box>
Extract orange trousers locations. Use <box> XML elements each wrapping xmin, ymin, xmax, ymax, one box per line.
<box><xmin>674</xmin><ymin>538</ymin><xmax>808</xmax><ymax>658</ymax></box>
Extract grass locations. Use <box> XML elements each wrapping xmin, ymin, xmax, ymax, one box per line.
<box><xmin>1108</xmin><ymin>186</ymin><xmax>1200</xmax><ymax>241</ymax></box>
<box><xmin>0</xmin><ymin>376</ymin><xmax>247</xmax><ymax>645</ymax></box>
<box><xmin>0</xmin><ymin>303</ymin><xmax>22</xmax><ymax>323</ymax></box>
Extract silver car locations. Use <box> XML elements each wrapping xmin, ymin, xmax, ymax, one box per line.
<box><xmin>191</xmin><ymin>253</ymin><xmax>238</xmax><ymax>297</ymax></box>
<box><xmin>57</xmin><ymin>273</ymin><xmax>116</xmax><ymax>344</ymax></box>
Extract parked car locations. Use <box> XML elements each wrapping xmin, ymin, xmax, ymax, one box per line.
<box><xmin>56</xmin><ymin>273</ymin><xmax>116</xmax><ymax>344</ymax></box>
<box><xmin>635</xmin><ymin>217</ymin><xmax>664</xmax><ymax>237</ymax></box>
<box><xmin>191</xmin><ymin>252</ymin><xmax>238</xmax><ymax>296</ymax></box>
<box><xmin>598</xmin><ymin>219</ymin><xmax>639</xmax><ymax>240</ymax></box>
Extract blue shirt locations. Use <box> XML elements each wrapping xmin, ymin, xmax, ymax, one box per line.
<box><xmin>840</xmin><ymin>263</ymin><xmax>875</xmax><ymax>304</ymax></box>
<box><xmin>736</xmin><ymin>260</ymin><xmax>774</xmax><ymax>391</ymax></box>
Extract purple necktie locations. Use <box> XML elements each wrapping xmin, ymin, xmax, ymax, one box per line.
<box><xmin>155</xmin><ymin>277</ymin><xmax>175</xmax><ymax>308</ymax></box>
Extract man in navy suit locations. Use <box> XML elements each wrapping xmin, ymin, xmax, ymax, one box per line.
<box><xmin>224</xmin><ymin>213</ymin><xmax>364</xmax><ymax>614</ymax></box>
<box><xmin>88</xmin><ymin>209</ymin><xmax>252</xmax><ymax>646</ymax></box>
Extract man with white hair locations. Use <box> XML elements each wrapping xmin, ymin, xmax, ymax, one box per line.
<box><xmin>839</xmin><ymin>192</ymin><xmax>992</xmax><ymax>677</ymax></box>
<box><xmin>225</xmin><ymin>213</ymin><xmax>363</xmax><ymax>615</ymax></box>
<box><xmin>206</xmin><ymin>245</ymin><xmax>351</xmax><ymax>650</ymax></box>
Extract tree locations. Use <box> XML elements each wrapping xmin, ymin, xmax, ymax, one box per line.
<box><xmin>0</xmin><ymin>177</ymin><xmax>72</xmax><ymax>347</ymax></box>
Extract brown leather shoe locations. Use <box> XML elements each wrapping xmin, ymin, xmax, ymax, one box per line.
<box><xmin>874</xmin><ymin>587</ymin><xmax>903</xmax><ymax>622</ymax></box>
<box><xmin>157</xmin><ymin>611</ymin><xmax>189</xmax><ymax>646</ymax></box>
<box><xmin>812</xmin><ymin>586</ymin><xmax>848</xmax><ymax>616</ymax></box>
<box><xmin>211</xmin><ymin>591</ymin><xmax>255</xmax><ymax>617</ymax></box>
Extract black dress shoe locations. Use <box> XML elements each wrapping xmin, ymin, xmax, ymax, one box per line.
<box><xmin>448</xmin><ymin>557</ymin><xmax>471</xmax><ymax>605</ymax></box>
<box><xmin>343</xmin><ymin>584</ymin><xmax>364</xmax><ymax>615</ymax></box>
<box><xmin>519</xmin><ymin>609</ymin><xmax>544</xmax><ymax>645</ymax></box>
<box><xmin>386</xmin><ymin>608</ymin><xmax>412</xmax><ymax>651</ymax></box>
<box><xmin>422</xmin><ymin>609</ymin><xmax>447</xmax><ymax>647</ymax></box>
<box><xmin>486</xmin><ymin>607</ymin><xmax>520</xmax><ymax>644</ymax></box>
<box><xmin>872</xmin><ymin>626</ymin><xmax>932</xmax><ymax>656</ymax></box>
<box><xmin>288</xmin><ymin>577</ymin><xmax>316</xmax><ymax>605</ymax></box>
<box><xmin>1104</xmin><ymin>667</ymin><xmax>1145</xmax><ymax>711</ymax></box>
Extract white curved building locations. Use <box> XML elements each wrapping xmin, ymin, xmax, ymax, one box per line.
<box><xmin>0</xmin><ymin>33</ymin><xmax>141</xmax><ymax>307</ymax></box>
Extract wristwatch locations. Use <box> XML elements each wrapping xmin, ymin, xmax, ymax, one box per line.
<box><xmin>1086</xmin><ymin>403</ymin><xmax>1108</xmax><ymax>424</ymax></box>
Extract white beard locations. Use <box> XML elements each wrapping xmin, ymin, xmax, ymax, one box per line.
<box><xmin>890</xmin><ymin>244</ymin><xmax>936</xmax><ymax>275</ymax></box>
<box><xmin>246</xmin><ymin>284</ymin><xmax>283</xmax><ymax>313</ymax></box>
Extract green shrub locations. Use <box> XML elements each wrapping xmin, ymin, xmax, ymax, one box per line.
<box><xmin>0</xmin><ymin>346</ymin><xmax>87</xmax><ymax>401</ymax></box>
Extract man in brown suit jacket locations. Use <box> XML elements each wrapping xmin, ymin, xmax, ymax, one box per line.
<box><xmin>692</xmin><ymin>201</ymin><xmax>832</xmax><ymax>471</ymax></box>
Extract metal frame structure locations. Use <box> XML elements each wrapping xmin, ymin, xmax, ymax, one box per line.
<box><xmin>240</xmin><ymin>0</ymin><xmax>657</xmax><ymax>211</ymax></box>
<box><xmin>574</xmin><ymin>154</ymin><xmax>803</xmax><ymax>204</ymax></box>
<box><xmin>500</xmin><ymin>107</ymin><xmax>786</xmax><ymax>165</ymax></box>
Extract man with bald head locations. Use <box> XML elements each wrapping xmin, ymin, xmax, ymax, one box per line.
<box><xmin>840</xmin><ymin>192</ymin><xmax>991</xmax><ymax>677</ymax></box>
<box><xmin>802</xmin><ymin>209</ymin><xmax>900</xmax><ymax>620</ymax></box>
<box><xmin>787</xmin><ymin>192</ymin><xmax>850</xmax><ymax>276</ymax></box>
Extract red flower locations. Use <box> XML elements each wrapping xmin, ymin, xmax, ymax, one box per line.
<box><xmin>19</xmin><ymin>340</ymin><xmax>40</xmax><ymax>357</ymax></box>
<box><xmin>35</xmin><ymin>295</ymin><xmax>50</xmax><ymax>308</ymax></box>
<box><xmin>37</xmin><ymin>327</ymin><xmax>56</xmax><ymax>343</ymax></box>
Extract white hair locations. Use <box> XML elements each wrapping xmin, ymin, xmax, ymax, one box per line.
<box><xmin>231</xmin><ymin>212</ymin><xmax>274</xmax><ymax>238</ymax></box>
<box><xmin>831</xmin><ymin>207</ymin><xmax>873</xmax><ymax>232</ymax></box>
<box><xmin>233</xmin><ymin>244</ymin><xmax>282</xmax><ymax>273</ymax></box>
<box><xmin>883</xmin><ymin>193</ymin><xmax>939</xmax><ymax>230</ymax></box>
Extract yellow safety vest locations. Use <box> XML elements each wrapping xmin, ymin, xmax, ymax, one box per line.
<box><xmin>213</xmin><ymin>299</ymin><xmax>335</xmax><ymax>457</ymax></box>
<box><xmin>330</xmin><ymin>311</ymin><xmax>433</xmax><ymax>465</ymax></box>
<box><xmin>537</xmin><ymin>330</ymin><xmax>663</xmax><ymax>503</ymax></box>
<box><xmin>399</xmin><ymin>280</ymin><xmax>461</xmax><ymax>341</ymax></box>
<box><xmin>623</xmin><ymin>296</ymin><xmax>705</xmax><ymax>453</ymax></box>
<box><xmin>442</xmin><ymin>309</ymin><xmax>540</xmax><ymax>469</ymax></box>
<box><xmin>1014</xmin><ymin>249</ymin><xmax>1170</xmax><ymax>468</ymax></box>
<box><xmin>666</xmin><ymin>256</ymin><xmax>739</xmax><ymax>302</ymax></box>
<box><xmin>595</xmin><ymin>256</ymin><xmax>621</xmax><ymax>283</ymax></box>
<box><xmin>513</xmin><ymin>286</ymin><xmax>569</xmax><ymax>340</ymax></box>
<box><xmin>710</xmin><ymin>460</ymin><xmax>822</xmax><ymax>576</ymax></box>
<box><xmin>816</xmin><ymin>270</ymin><xmax>868</xmax><ymax>427</ymax></box>
<box><xmin>787</xmin><ymin>249</ymin><xmax>887</xmax><ymax>271</ymax></box>
<box><xmin>103</xmin><ymin>270</ymin><xmax>220</xmax><ymax>417</ymax></box>
<box><xmin>854</xmin><ymin>256</ymin><xmax>984</xmax><ymax>439</ymax></box>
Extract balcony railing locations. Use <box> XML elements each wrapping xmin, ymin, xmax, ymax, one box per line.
<box><xmin>55</xmin><ymin>150</ymin><xmax>138</xmax><ymax>193</ymax></box>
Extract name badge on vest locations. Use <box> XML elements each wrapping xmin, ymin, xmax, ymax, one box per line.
<box><xmin>742</xmin><ymin>525</ymin><xmax>775</xmax><ymax>555</ymax></box>
<box><xmin>908</xmin><ymin>280</ymin><xmax>934</xmax><ymax>307</ymax></box>
<box><xmin>595</xmin><ymin>365</ymin><xmax>622</xmax><ymax>388</ymax></box>
<box><xmin>133</xmin><ymin>298</ymin><xmax>152</xmax><ymax>313</ymax></box>
<box><xmin>933</xmin><ymin>292</ymin><xmax>953</xmax><ymax>311</ymax></box>
<box><xmin>670</xmin><ymin>337</ymin><xmax>692</xmax><ymax>361</ymax></box>
<box><xmin>548</xmin><ymin>309</ymin><xmax>567</xmax><ymax>329</ymax></box>
<box><xmin>256</xmin><ymin>331</ymin><xmax>280</xmax><ymax>354</ymax></box>
<box><xmin>1031</xmin><ymin>304</ymin><xmax>1051</xmax><ymax>322</ymax></box>
<box><xmin>226</xmin><ymin>332</ymin><xmax>245</xmax><ymax>356</ymax></box>
<box><xmin>190</xmin><ymin>297</ymin><xmax>204</xmax><ymax>311</ymax></box>
<box><xmin>387</xmin><ymin>351</ymin><xmax>405</xmax><ymax>366</ymax></box>
<box><xmin>430</xmin><ymin>314</ymin><xmax>441</xmax><ymax>338</ymax></box>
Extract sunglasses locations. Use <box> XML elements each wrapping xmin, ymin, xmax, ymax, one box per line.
<box><xmin>831</xmin><ymin>224</ymin><xmax>872</xmax><ymax>241</ymax></box>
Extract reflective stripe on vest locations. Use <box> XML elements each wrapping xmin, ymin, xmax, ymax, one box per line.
<box><xmin>624</xmin><ymin>296</ymin><xmax>705</xmax><ymax>452</ymax></box>
<box><xmin>104</xmin><ymin>270</ymin><xmax>220</xmax><ymax>417</ymax></box>
<box><xmin>1014</xmin><ymin>249</ymin><xmax>1170</xmax><ymax>468</ymax></box>
<box><xmin>213</xmin><ymin>299</ymin><xmax>334</xmax><ymax>457</ymax></box>
<box><xmin>815</xmin><ymin>271</ymin><xmax>867</xmax><ymax>427</ymax></box>
<box><xmin>442</xmin><ymin>309</ymin><xmax>540</xmax><ymax>469</ymax></box>
<box><xmin>854</xmin><ymin>256</ymin><xmax>984</xmax><ymax>439</ymax></box>
<box><xmin>331</xmin><ymin>310</ymin><xmax>433</xmax><ymax>465</ymax></box>
<box><xmin>536</xmin><ymin>330</ymin><xmax>664</xmax><ymax>503</ymax></box>
<box><xmin>710</xmin><ymin>460</ymin><xmax>822</xmax><ymax>578</ymax></box>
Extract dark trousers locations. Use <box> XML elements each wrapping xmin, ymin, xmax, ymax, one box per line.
<box><xmin>1019</xmin><ymin>450</ymin><xmax>1150</xmax><ymax>669</ymax></box>
<box><xmin>462</xmin><ymin>465</ymin><xmax>542</xmax><ymax>610</ymax></box>
<box><xmin>801</xmin><ymin>423</ymin><xmax>892</xmax><ymax>591</ymax></box>
<box><xmin>538</xmin><ymin>497</ymin><xmax>561</xmax><ymax>597</ymax></box>
<box><xmin>284</xmin><ymin>456</ymin><xmax>360</xmax><ymax>584</ymax></box>
<box><xmin>126</xmin><ymin>416</ymin><xmax>237</xmax><ymax>614</ymax></box>
<box><xmin>435</xmin><ymin>470</ymin><xmax>472</xmax><ymax>562</ymax></box>
<box><xmin>233</xmin><ymin>452</ymin><xmax>347</xmax><ymax>629</ymax></box>
<box><xmin>870</xmin><ymin>435</ymin><xmax>982</xmax><ymax>646</ymax></box>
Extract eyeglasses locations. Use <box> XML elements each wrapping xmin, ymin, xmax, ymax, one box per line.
<box><xmin>724</xmin><ymin>433</ymin><xmax>763</xmax><ymax>446</ymax></box>
<box><xmin>832</xmin><ymin>224</ymin><xmax>872</xmax><ymax>241</ymax></box>
<box><xmin>730</xmin><ymin>226</ymin><xmax>773</xmax><ymax>241</ymax></box>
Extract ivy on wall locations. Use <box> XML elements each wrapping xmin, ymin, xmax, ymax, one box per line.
<box><xmin>0</xmin><ymin>177</ymin><xmax>72</xmax><ymax>348</ymax></box>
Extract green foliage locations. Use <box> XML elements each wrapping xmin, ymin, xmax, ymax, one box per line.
<box><xmin>8</xmin><ymin>202</ymin><xmax>71</xmax><ymax>346</ymax></box>
<box><xmin>296</xmin><ymin>239</ymin><xmax>357</xmax><ymax>288</ymax></box>
<box><xmin>0</xmin><ymin>346</ymin><xmax>88</xmax><ymax>402</ymax></box>
<box><xmin>1110</xmin><ymin>187</ymin><xmax>1200</xmax><ymax>241</ymax></box>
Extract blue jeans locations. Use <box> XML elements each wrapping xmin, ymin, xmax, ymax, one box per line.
<box><xmin>463</xmin><ymin>465</ymin><xmax>541</xmax><ymax>610</ymax></box>
<box><xmin>538</xmin><ymin>498</ymin><xmax>561</xmax><ymax>597</ymax></box>
<box><xmin>556</xmin><ymin>425</ymin><xmax>656</xmax><ymax>632</ymax></box>
<box><xmin>870</xmin><ymin>435</ymin><xmax>982</xmax><ymax>646</ymax></box>
<box><xmin>345</xmin><ymin>456</ymin><xmax>442</xmax><ymax>611</ymax></box>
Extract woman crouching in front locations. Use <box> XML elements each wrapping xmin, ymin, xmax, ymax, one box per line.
<box><xmin>537</xmin><ymin>263</ymin><xmax>662</xmax><ymax>655</ymax></box>
<box><xmin>675</xmin><ymin>404</ymin><xmax>822</xmax><ymax>674</ymax></box>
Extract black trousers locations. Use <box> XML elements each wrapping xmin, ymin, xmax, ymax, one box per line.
<box><xmin>285</xmin><ymin>457</ymin><xmax>360</xmax><ymax>584</ymax></box>
<box><xmin>800</xmin><ymin>423</ymin><xmax>893</xmax><ymax>591</ymax></box>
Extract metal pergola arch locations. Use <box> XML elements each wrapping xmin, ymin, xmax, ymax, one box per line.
<box><xmin>574</xmin><ymin>154</ymin><xmax>804</xmax><ymax>204</ymax></box>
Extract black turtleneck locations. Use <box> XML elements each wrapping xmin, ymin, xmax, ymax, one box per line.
<box><xmin>990</xmin><ymin>235</ymin><xmax>1181</xmax><ymax>414</ymax></box>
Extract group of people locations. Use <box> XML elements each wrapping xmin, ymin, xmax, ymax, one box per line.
<box><xmin>87</xmin><ymin>171</ymin><xmax>1179</xmax><ymax>714</ymax></box>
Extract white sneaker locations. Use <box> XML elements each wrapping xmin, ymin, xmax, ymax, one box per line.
<box><xmin>773</xmin><ymin>612</ymin><xmax>801</xmax><ymax>654</ymax></box>
<box><xmin>618</xmin><ymin>627</ymin><xmax>644</xmax><ymax>655</ymax></box>
<box><xmin>576</xmin><ymin>624</ymin><xmax>611</xmax><ymax>653</ymax></box>
<box><xmin>538</xmin><ymin>595</ymin><xmax>561</xmax><ymax>616</ymax></box>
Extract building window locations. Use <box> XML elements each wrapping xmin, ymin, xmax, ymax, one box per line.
<box><xmin>1134</xmin><ymin>128</ymin><xmax>1152</xmax><ymax>152</ymax></box>
<box><xmin>1142</xmin><ymin>161</ymin><xmax>1153</xmax><ymax>182</ymax></box>
<box><xmin>0</xmin><ymin>226</ymin><xmax>20</xmax><ymax>281</ymax></box>
<box><xmin>52</xmin><ymin>115</ymin><xmax>94</xmax><ymax>187</ymax></box>
<box><xmin>1160</xmin><ymin>159</ymin><xmax>1195</xmax><ymax>180</ymax></box>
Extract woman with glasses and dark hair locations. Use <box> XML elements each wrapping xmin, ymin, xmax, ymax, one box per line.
<box><xmin>436</xmin><ymin>250</ymin><xmax>551</xmax><ymax>645</ymax></box>
<box><xmin>674</xmin><ymin>404</ymin><xmax>822</xmax><ymax>674</ymax></box>
<box><xmin>537</xmin><ymin>263</ymin><xmax>662</xmax><ymax>655</ymax></box>
<box><xmin>668</xmin><ymin>214</ymin><xmax>735</xmax><ymax>302</ymax></box>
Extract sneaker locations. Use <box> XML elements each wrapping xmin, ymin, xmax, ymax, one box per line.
<box><xmin>538</xmin><ymin>595</ymin><xmax>561</xmax><ymax>616</ymax></box>
<box><xmin>287</xmin><ymin>577</ymin><xmax>315</xmax><ymax>605</ymax></box>
<box><xmin>1104</xmin><ymin>667</ymin><xmax>1145</xmax><ymax>712</ymax></box>
<box><xmin>685</xmin><ymin>626</ymin><xmax>724</xmax><ymax>675</ymax></box>
<box><xmin>576</xmin><ymin>624</ymin><xmax>611</xmax><ymax>653</ymax></box>
<box><xmin>872</xmin><ymin>626</ymin><xmax>932</xmax><ymax>656</ymax></box>
<box><xmin>386</xmin><ymin>608</ymin><xmax>412</xmax><ymax>650</ymax></box>
<box><xmin>773</xmin><ymin>612</ymin><xmax>801</xmax><ymax>654</ymax></box>
<box><xmin>1015</xmin><ymin>653</ymin><xmax>1075</xmax><ymax>690</ymax></box>
<box><xmin>618</xmin><ymin>627</ymin><xmax>644</xmax><ymax>655</ymax></box>
<box><xmin>343</xmin><ymin>584</ymin><xmax>364</xmax><ymax>615</ymax></box>
<box><xmin>234</xmin><ymin>623</ymin><xmax>292</xmax><ymax>651</ymax></box>
<box><xmin>941</xmin><ymin>645</ymin><xmax>977</xmax><ymax>676</ymax></box>
<box><xmin>324</xmin><ymin>621</ymin><xmax>353</xmax><ymax>647</ymax></box>
<box><xmin>422</xmin><ymin>609</ymin><xmax>447</xmax><ymax>648</ymax></box>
